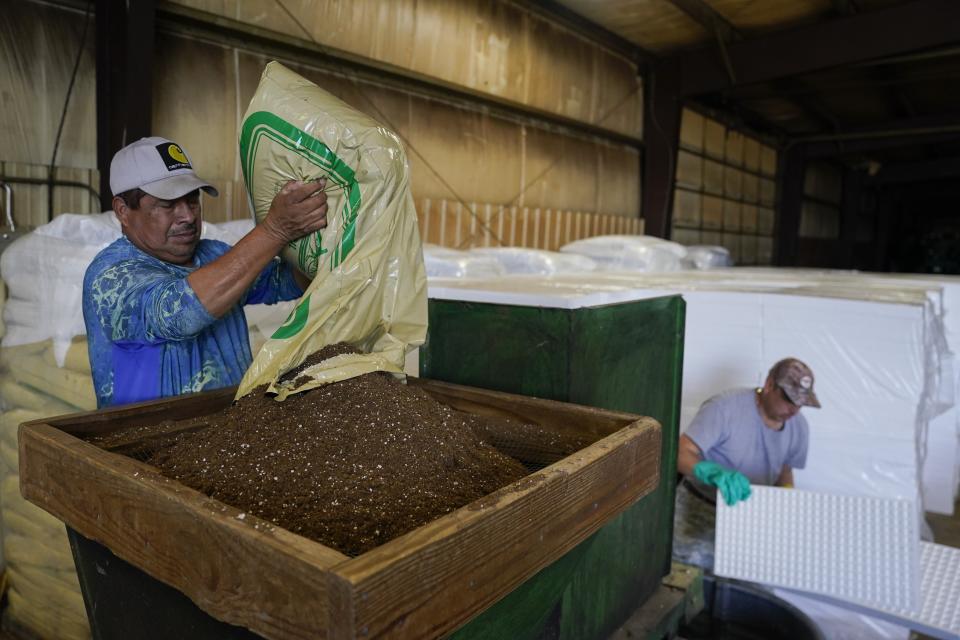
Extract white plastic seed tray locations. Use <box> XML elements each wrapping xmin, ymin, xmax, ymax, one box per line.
<box><xmin>774</xmin><ymin>541</ymin><xmax>960</xmax><ymax>639</ymax></box>
<box><xmin>883</xmin><ymin>542</ymin><xmax>960</xmax><ymax>639</ymax></box>
<box><xmin>715</xmin><ymin>486</ymin><xmax>920</xmax><ymax>614</ymax></box>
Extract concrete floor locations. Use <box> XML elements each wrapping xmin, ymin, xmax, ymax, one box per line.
<box><xmin>928</xmin><ymin>499</ymin><xmax>960</xmax><ymax>547</ymax></box>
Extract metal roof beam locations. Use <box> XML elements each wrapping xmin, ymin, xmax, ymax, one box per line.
<box><xmin>870</xmin><ymin>156</ymin><xmax>960</xmax><ymax>184</ymax></box>
<box><xmin>670</xmin><ymin>0</ymin><xmax>960</xmax><ymax>96</ymax></box>
<box><xmin>665</xmin><ymin>0</ymin><xmax>740</xmax><ymax>44</ymax></box>
<box><xmin>527</xmin><ymin>0</ymin><xmax>655</xmax><ymax>66</ymax></box>
<box><xmin>665</xmin><ymin>0</ymin><xmax>741</xmax><ymax>84</ymax></box>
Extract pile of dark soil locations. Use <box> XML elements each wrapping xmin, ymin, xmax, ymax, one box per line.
<box><xmin>138</xmin><ymin>344</ymin><xmax>589</xmax><ymax>556</ymax></box>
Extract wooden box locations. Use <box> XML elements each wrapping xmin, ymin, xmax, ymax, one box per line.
<box><xmin>19</xmin><ymin>378</ymin><xmax>661</xmax><ymax>640</ymax></box>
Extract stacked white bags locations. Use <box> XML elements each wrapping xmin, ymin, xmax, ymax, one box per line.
<box><xmin>470</xmin><ymin>247</ymin><xmax>598</xmax><ymax>276</ymax></box>
<box><xmin>0</xmin><ymin>213</ymin><xmax>119</xmax><ymax>639</ymax></box>
<box><xmin>0</xmin><ymin>213</ymin><xmax>292</xmax><ymax>639</ymax></box>
<box><xmin>422</xmin><ymin>235</ymin><xmax>733</xmax><ymax>280</ymax></box>
<box><xmin>422</xmin><ymin>244</ymin><xmax>505</xmax><ymax>279</ymax></box>
<box><xmin>560</xmin><ymin>235</ymin><xmax>688</xmax><ymax>272</ymax></box>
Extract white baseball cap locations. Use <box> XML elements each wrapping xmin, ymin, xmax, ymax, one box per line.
<box><xmin>110</xmin><ymin>136</ymin><xmax>219</xmax><ymax>200</ymax></box>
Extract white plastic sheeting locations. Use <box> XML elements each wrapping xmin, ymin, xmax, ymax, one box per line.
<box><xmin>427</xmin><ymin>270</ymin><xmax>952</xmax><ymax>514</ymax></box>
<box><xmin>468</xmin><ymin>247</ymin><xmax>597</xmax><ymax>276</ymax></box>
<box><xmin>559</xmin><ymin>234</ymin><xmax>688</xmax><ymax>272</ymax></box>
<box><xmin>711</xmin><ymin>267</ymin><xmax>960</xmax><ymax>516</ymax></box>
<box><xmin>688</xmin><ymin>289</ymin><xmax>936</xmax><ymax>509</ymax></box>
<box><xmin>461</xmin><ymin>237</ymin><xmax>732</xmax><ymax>277</ymax></box>
<box><xmin>0</xmin><ymin>213</ymin><xmax>290</xmax><ymax>363</ymax></box>
<box><xmin>422</xmin><ymin>245</ymin><xmax>504</xmax><ymax>279</ymax></box>
<box><xmin>889</xmin><ymin>273</ymin><xmax>960</xmax><ymax>516</ymax></box>
<box><xmin>683</xmin><ymin>245</ymin><xmax>733</xmax><ymax>270</ymax></box>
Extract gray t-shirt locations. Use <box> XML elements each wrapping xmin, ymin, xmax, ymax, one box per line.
<box><xmin>686</xmin><ymin>388</ymin><xmax>809</xmax><ymax>486</ymax></box>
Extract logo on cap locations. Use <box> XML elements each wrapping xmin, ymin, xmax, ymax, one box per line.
<box><xmin>156</xmin><ymin>143</ymin><xmax>192</xmax><ymax>172</ymax></box>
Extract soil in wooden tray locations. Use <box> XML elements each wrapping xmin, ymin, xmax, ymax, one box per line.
<box><xmin>135</xmin><ymin>344</ymin><xmax>590</xmax><ymax>556</ymax></box>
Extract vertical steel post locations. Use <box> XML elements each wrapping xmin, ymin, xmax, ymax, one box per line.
<box><xmin>642</xmin><ymin>61</ymin><xmax>682</xmax><ymax>239</ymax></box>
<box><xmin>95</xmin><ymin>0</ymin><xmax>155</xmax><ymax>211</ymax></box>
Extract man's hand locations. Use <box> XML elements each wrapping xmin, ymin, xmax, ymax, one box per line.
<box><xmin>694</xmin><ymin>461</ymin><xmax>752</xmax><ymax>506</ymax></box>
<box><xmin>187</xmin><ymin>180</ymin><xmax>328</xmax><ymax>318</ymax></box>
<box><xmin>260</xmin><ymin>180</ymin><xmax>329</xmax><ymax>244</ymax></box>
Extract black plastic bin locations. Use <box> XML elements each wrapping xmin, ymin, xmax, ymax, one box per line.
<box><xmin>680</xmin><ymin>575</ymin><xmax>824</xmax><ymax>640</ymax></box>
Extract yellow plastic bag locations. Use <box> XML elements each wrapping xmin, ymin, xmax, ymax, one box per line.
<box><xmin>236</xmin><ymin>62</ymin><xmax>427</xmax><ymax>400</ymax></box>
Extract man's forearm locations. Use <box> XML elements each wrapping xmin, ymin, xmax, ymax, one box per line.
<box><xmin>187</xmin><ymin>225</ymin><xmax>286</xmax><ymax>317</ymax></box>
<box><xmin>676</xmin><ymin>434</ymin><xmax>704</xmax><ymax>476</ymax></box>
<box><xmin>776</xmin><ymin>466</ymin><xmax>795</xmax><ymax>487</ymax></box>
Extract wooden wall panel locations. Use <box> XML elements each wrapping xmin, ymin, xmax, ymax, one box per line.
<box><xmin>0</xmin><ymin>162</ymin><xmax>100</xmax><ymax>229</ymax></box>
<box><xmin>169</xmin><ymin>0</ymin><xmax>642</xmax><ymax>138</ymax></box>
<box><xmin>0</xmin><ymin>2</ymin><xmax>100</xmax><ymax>226</ymax></box>
<box><xmin>408</xmin><ymin>1</ymin><xmax>524</xmax><ymax>103</ymax></box>
<box><xmin>522</xmin><ymin>129</ymin><xmax>596</xmax><ymax>213</ymax></box>
<box><xmin>482</xmin><ymin>1</ymin><xmax>641</xmax><ymax>128</ymax></box>
<box><xmin>406</xmin><ymin>101</ymin><xmax>523</xmax><ymax>206</ymax></box>
<box><xmin>0</xmin><ymin>1</ymin><xmax>97</xmax><ymax>169</ymax></box>
<box><xmin>596</xmin><ymin>143</ymin><xmax>641</xmax><ymax>217</ymax></box>
<box><xmin>1</xmin><ymin>3</ymin><xmax>642</xmax><ymax>233</ymax></box>
<box><xmin>0</xmin><ymin>163</ymin><xmax>48</xmax><ymax>229</ymax></box>
<box><xmin>152</xmin><ymin>35</ymin><xmax>240</xmax><ymax>222</ymax></box>
<box><xmin>522</xmin><ymin>129</ymin><xmax>639</xmax><ymax>217</ymax></box>
<box><xmin>154</xmin><ymin>35</ymin><xmax>641</xmax><ymax>228</ymax></box>
<box><xmin>415</xmin><ymin>196</ymin><xmax>642</xmax><ymax>250</ymax></box>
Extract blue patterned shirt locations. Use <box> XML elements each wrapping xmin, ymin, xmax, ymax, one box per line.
<box><xmin>83</xmin><ymin>237</ymin><xmax>302</xmax><ymax>408</ymax></box>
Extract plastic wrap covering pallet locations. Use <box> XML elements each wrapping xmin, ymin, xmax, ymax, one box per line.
<box><xmin>726</xmin><ymin>267</ymin><xmax>960</xmax><ymax>517</ymax></box>
<box><xmin>716</xmin><ymin>486</ymin><xmax>960</xmax><ymax>639</ymax></box>
<box><xmin>427</xmin><ymin>270</ymin><xmax>952</xmax><ymax>517</ymax></box>
<box><xmin>715</xmin><ymin>487</ymin><xmax>919</xmax><ymax>612</ymax></box>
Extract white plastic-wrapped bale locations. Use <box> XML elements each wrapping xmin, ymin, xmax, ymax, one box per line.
<box><xmin>682</xmin><ymin>245</ymin><xmax>734</xmax><ymax>270</ymax></box>
<box><xmin>422</xmin><ymin>244</ymin><xmax>505</xmax><ymax>279</ymax></box>
<box><xmin>560</xmin><ymin>235</ymin><xmax>688</xmax><ymax>272</ymax></box>
<box><xmin>469</xmin><ymin>247</ymin><xmax>597</xmax><ymax>276</ymax></box>
<box><xmin>0</xmin><ymin>211</ymin><xmax>290</xmax><ymax>640</ymax></box>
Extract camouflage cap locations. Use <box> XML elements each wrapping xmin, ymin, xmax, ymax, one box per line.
<box><xmin>769</xmin><ymin>358</ymin><xmax>821</xmax><ymax>408</ymax></box>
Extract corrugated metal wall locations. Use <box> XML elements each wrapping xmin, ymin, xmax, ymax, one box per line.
<box><xmin>1</xmin><ymin>2</ymin><xmax>100</xmax><ymax>224</ymax></box>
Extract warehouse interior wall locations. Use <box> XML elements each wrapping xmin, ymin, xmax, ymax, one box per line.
<box><xmin>670</xmin><ymin>108</ymin><xmax>779</xmax><ymax>266</ymax></box>
<box><xmin>0</xmin><ymin>1</ymin><xmax>100</xmax><ymax>225</ymax></box>
<box><xmin>2</xmin><ymin>0</ymin><xmax>645</xmax><ymax>248</ymax></box>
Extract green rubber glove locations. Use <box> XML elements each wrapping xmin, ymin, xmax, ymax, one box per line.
<box><xmin>693</xmin><ymin>461</ymin><xmax>752</xmax><ymax>506</ymax></box>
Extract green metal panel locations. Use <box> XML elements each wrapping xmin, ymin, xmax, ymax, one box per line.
<box><xmin>421</xmin><ymin>295</ymin><xmax>685</xmax><ymax>640</ymax></box>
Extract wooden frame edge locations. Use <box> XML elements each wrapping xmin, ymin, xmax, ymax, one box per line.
<box><xmin>19</xmin><ymin>422</ymin><xmax>347</xmax><ymax>639</ymax></box>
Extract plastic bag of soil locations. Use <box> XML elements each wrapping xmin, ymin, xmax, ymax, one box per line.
<box><xmin>236</xmin><ymin>62</ymin><xmax>427</xmax><ymax>400</ymax></box>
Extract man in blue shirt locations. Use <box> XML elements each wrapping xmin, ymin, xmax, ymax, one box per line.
<box><xmin>83</xmin><ymin>136</ymin><xmax>328</xmax><ymax>408</ymax></box>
